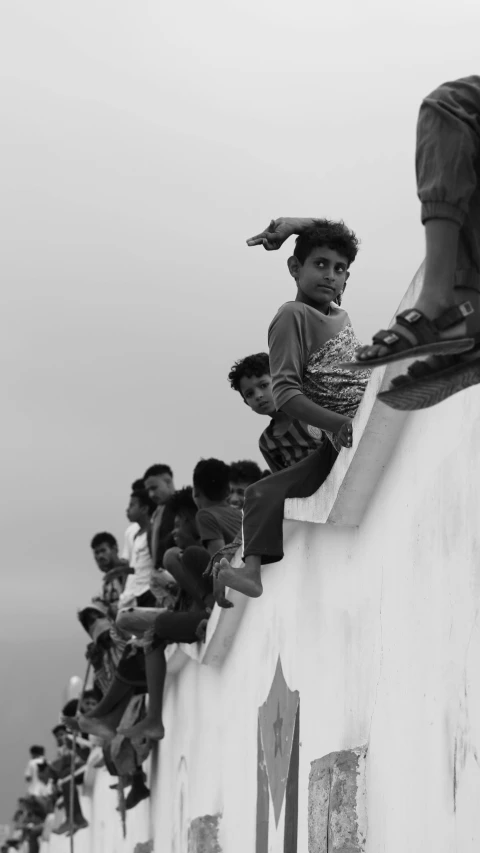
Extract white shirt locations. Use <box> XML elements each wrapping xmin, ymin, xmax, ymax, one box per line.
<box><xmin>25</xmin><ymin>757</ymin><xmax>50</xmax><ymax>797</ymax></box>
<box><xmin>121</xmin><ymin>522</ymin><xmax>140</xmax><ymax>565</ymax></box>
<box><xmin>118</xmin><ymin>530</ymin><xmax>153</xmax><ymax>606</ymax></box>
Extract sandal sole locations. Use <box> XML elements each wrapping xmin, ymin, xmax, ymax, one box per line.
<box><xmin>377</xmin><ymin>359</ymin><xmax>480</xmax><ymax>410</ymax></box>
<box><xmin>337</xmin><ymin>337</ymin><xmax>476</xmax><ymax>371</ymax></box>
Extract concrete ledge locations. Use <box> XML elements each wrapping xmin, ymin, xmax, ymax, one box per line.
<box><xmin>285</xmin><ymin>264</ymin><xmax>424</xmax><ymax>527</ymax></box>
<box><xmin>166</xmin><ymin>265</ymin><xmax>424</xmax><ymax>678</ymax></box>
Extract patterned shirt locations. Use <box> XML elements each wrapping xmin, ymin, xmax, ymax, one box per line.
<box><xmin>259</xmin><ymin>415</ymin><xmax>323</xmax><ymax>472</ymax></box>
<box><xmin>268</xmin><ymin>301</ymin><xmax>370</xmax><ymax>448</ymax></box>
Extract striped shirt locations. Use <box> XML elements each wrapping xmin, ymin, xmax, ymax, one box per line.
<box><xmin>259</xmin><ymin>415</ymin><xmax>323</xmax><ymax>473</ymax></box>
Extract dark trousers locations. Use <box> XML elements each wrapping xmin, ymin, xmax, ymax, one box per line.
<box><xmin>153</xmin><ymin>609</ymin><xmax>208</xmax><ymax>645</ymax></box>
<box><xmin>61</xmin><ymin>779</ymin><xmax>84</xmax><ymax>824</ymax></box>
<box><xmin>151</xmin><ymin>546</ymin><xmax>211</xmax><ymax>649</ymax></box>
<box><xmin>417</xmin><ymin>76</ymin><xmax>480</xmax><ymax>289</ymax></box>
<box><xmin>242</xmin><ymin>442</ymin><xmax>338</xmax><ymax>565</ymax></box>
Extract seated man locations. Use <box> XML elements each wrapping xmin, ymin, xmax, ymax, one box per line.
<box><xmin>90</xmin><ymin>531</ymin><xmax>133</xmax><ymax>621</ymax></box>
<box><xmin>118</xmin><ymin>460</ymin><xmax>242</xmax><ymax>741</ymax></box>
<box><xmin>228</xmin><ymin>460</ymin><xmax>266</xmax><ymax>510</ymax></box>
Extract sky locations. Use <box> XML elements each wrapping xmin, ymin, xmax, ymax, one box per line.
<box><xmin>0</xmin><ymin>0</ymin><xmax>479</xmax><ymax>824</ymax></box>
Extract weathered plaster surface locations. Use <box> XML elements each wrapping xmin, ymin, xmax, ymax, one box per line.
<box><xmin>309</xmin><ymin>747</ymin><xmax>367</xmax><ymax>852</ymax></box>
<box><xmin>42</xmin><ymin>264</ymin><xmax>480</xmax><ymax>853</ymax></box>
<box><xmin>188</xmin><ymin>814</ymin><xmax>222</xmax><ymax>853</ymax></box>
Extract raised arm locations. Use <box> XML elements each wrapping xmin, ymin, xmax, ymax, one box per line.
<box><xmin>246</xmin><ymin>217</ymin><xmax>318</xmax><ymax>251</ymax></box>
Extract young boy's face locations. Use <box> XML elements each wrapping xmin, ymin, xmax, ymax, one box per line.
<box><xmin>228</xmin><ymin>480</ymin><xmax>251</xmax><ymax>510</ymax></box>
<box><xmin>144</xmin><ymin>473</ymin><xmax>175</xmax><ymax>506</ymax></box>
<box><xmin>290</xmin><ymin>245</ymin><xmax>349</xmax><ymax>310</ymax></box>
<box><xmin>173</xmin><ymin>512</ymin><xmax>198</xmax><ymax>550</ymax></box>
<box><xmin>239</xmin><ymin>374</ymin><xmax>276</xmax><ymax>416</ymax></box>
<box><xmin>81</xmin><ymin>696</ymin><xmax>97</xmax><ymax>715</ymax></box>
<box><xmin>126</xmin><ymin>495</ymin><xmax>148</xmax><ymax>525</ymax></box>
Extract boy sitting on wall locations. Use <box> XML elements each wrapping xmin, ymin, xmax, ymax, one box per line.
<box><xmin>228</xmin><ymin>352</ymin><xmax>325</xmax><ymax>473</ymax></box>
<box><xmin>117</xmin><ymin>460</ymin><xmax>242</xmax><ymax>741</ymax></box>
<box><xmin>214</xmin><ymin>218</ymin><xmax>371</xmax><ymax>600</ymax></box>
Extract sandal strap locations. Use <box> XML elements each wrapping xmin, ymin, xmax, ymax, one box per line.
<box><xmin>434</xmin><ymin>301</ymin><xmax>474</xmax><ymax>330</ymax></box>
<box><xmin>371</xmin><ymin>328</ymin><xmax>409</xmax><ymax>348</ymax></box>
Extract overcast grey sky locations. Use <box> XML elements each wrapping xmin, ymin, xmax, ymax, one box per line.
<box><xmin>1</xmin><ymin>0</ymin><xmax>478</xmax><ymax>824</ymax></box>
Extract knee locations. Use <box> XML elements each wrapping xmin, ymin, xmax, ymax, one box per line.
<box><xmin>116</xmin><ymin>609</ymin><xmax>134</xmax><ymax>633</ymax></box>
<box><xmin>181</xmin><ymin>545</ymin><xmax>210</xmax><ymax>574</ymax></box>
<box><xmin>154</xmin><ymin>611</ymin><xmax>175</xmax><ymax>637</ymax></box>
<box><xmin>163</xmin><ymin>546</ymin><xmax>182</xmax><ymax>573</ymax></box>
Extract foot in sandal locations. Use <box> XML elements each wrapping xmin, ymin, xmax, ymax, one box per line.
<box><xmin>339</xmin><ymin>301</ymin><xmax>477</xmax><ymax>370</ymax></box>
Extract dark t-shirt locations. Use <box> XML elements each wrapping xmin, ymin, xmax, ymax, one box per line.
<box><xmin>195</xmin><ymin>504</ymin><xmax>242</xmax><ymax>547</ymax></box>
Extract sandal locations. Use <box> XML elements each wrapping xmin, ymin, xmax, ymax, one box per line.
<box><xmin>377</xmin><ymin>348</ymin><xmax>480</xmax><ymax>410</ymax></box>
<box><xmin>338</xmin><ymin>302</ymin><xmax>476</xmax><ymax>370</ymax></box>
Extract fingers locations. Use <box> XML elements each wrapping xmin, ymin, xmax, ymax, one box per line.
<box><xmin>338</xmin><ymin>423</ymin><xmax>353</xmax><ymax>448</ymax></box>
<box><xmin>246</xmin><ymin>219</ymin><xmax>277</xmax><ymax>249</ymax></box>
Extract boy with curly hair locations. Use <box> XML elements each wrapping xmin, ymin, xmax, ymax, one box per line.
<box><xmin>215</xmin><ymin>218</ymin><xmax>371</xmax><ymax>599</ymax></box>
<box><xmin>228</xmin><ymin>352</ymin><xmax>324</xmax><ymax>473</ymax></box>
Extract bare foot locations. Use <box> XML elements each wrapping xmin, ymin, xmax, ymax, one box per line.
<box><xmin>215</xmin><ymin>557</ymin><xmax>263</xmax><ymax>599</ymax></box>
<box><xmin>78</xmin><ymin>714</ymin><xmax>116</xmax><ymax>741</ymax></box>
<box><xmin>212</xmin><ymin>574</ymin><xmax>234</xmax><ymax>609</ymax></box>
<box><xmin>117</xmin><ymin>717</ymin><xmax>165</xmax><ymax>741</ymax></box>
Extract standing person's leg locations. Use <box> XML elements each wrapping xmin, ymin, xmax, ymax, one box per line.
<box><xmin>62</xmin><ymin>780</ymin><xmax>87</xmax><ymax>829</ymax></box>
<box><xmin>354</xmin><ymin>76</ymin><xmax>480</xmax><ymax>368</ymax></box>
<box><xmin>118</xmin><ymin>610</ymin><xmax>208</xmax><ymax>740</ymax></box>
<box><xmin>215</xmin><ymin>443</ymin><xmax>338</xmax><ymax>598</ymax></box>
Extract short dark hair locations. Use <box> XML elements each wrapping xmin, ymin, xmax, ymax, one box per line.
<box><xmin>166</xmin><ymin>487</ymin><xmax>197</xmax><ymax>519</ymax></box>
<box><xmin>229</xmin><ymin>460</ymin><xmax>264</xmax><ymax>485</ymax></box>
<box><xmin>62</xmin><ymin>699</ymin><xmax>78</xmax><ymax>717</ymax></box>
<box><xmin>228</xmin><ymin>353</ymin><xmax>270</xmax><ymax>394</ymax></box>
<box><xmin>193</xmin><ymin>458</ymin><xmax>231</xmax><ymax>502</ymax></box>
<box><xmin>29</xmin><ymin>745</ymin><xmax>45</xmax><ymax>758</ymax></box>
<box><xmin>143</xmin><ymin>463</ymin><xmax>173</xmax><ymax>480</ymax></box>
<box><xmin>90</xmin><ymin>532</ymin><xmax>117</xmax><ymax>550</ymax></box>
<box><xmin>82</xmin><ymin>688</ymin><xmax>101</xmax><ymax>702</ymax></box>
<box><xmin>293</xmin><ymin>219</ymin><xmax>359</xmax><ymax>267</ymax></box>
<box><xmin>130</xmin><ymin>480</ymin><xmax>156</xmax><ymax>514</ymax></box>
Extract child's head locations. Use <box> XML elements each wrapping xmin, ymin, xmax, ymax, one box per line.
<box><xmin>90</xmin><ymin>532</ymin><xmax>118</xmax><ymax>572</ymax></box>
<box><xmin>143</xmin><ymin>464</ymin><xmax>175</xmax><ymax>507</ymax></box>
<box><xmin>288</xmin><ymin>219</ymin><xmax>359</xmax><ymax>310</ymax></box>
<box><xmin>192</xmin><ymin>458</ymin><xmax>231</xmax><ymax>508</ymax></box>
<box><xmin>127</xmin><ymin>479</ymin><xmax>156</xmax><ymax>524</ymax></box>
<box><xmin>29</xmin><ymin>745</ymin><xmax>45</xmax><ymax>759</ymax></box>
<box><xmin>51</xmin><ymin>725</ymin><xmax>67</xmax><ymax>747</ymax></box>
<box><xmin>228</xmin><ymin>353</ymin><xmax>276</xmax><ymax>417</ymax></box>
<box><xmin>62</xmin><ymin>699</ymin><xmax>79</xmax><ymax>718</ymax></box>
<box><xmin>81</xmin><ymin>689</ymin><xmax>99</xmax><ymax>715</ymax></box>
<box><xmin>228</xmin><ymin>460</ymin><xmax>264</xmax><ymax>509</ymax></box>
<box><xmin>166</xmin><ymin>487</ymin><xmax>199</xmax><ymax>550</ymax></box>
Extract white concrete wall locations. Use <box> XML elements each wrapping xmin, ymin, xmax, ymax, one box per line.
<box><xmin>43</xmin><ymin>271</ymin><xmax>480</xmax><ymax>853</ymax></box>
